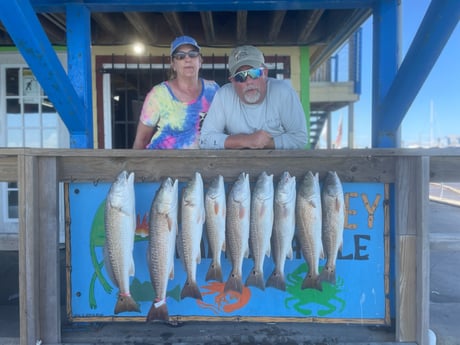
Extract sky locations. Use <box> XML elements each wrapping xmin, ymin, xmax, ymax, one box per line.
<box><xmin>324</xmin><ymin>0</ymin><xmax>460</xmax><ymax>148</ymax></box>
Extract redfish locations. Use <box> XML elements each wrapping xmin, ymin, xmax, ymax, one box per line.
<box><xmin>204</xmin><ymin>175</ymin><xmax>226</xmax><ymax>282</ymax></box>
<box><xmin>246</xmin><ymin>171</ymin><xmax>274</xmax><ymax>290</ymax></box>
<box><xmin>267</xmin><ymin>171</ymin><xmax>296</xmax><ymax>291</ymax></box>
<box><xmin>104</xmin><ymin>170</ymin><xmax>140</xmax><ymax>314</ymax></box>
<box><xmin>296</xmin><ymin>171</ymin><xmax>323</xmax><ymax>291</ymax></box>
<box><xmin>178</xmin><ymin>172</ymin><xmax>205</xmax><ymax>300</ymax></box>
<box><xmin>147</xmin><ymin>177</ymin><xmax>179</xmax><ymax>322</ymax></box>
<box><xmin>319</xmin><ymin>171</ymin><xmax>345</xmax><ymax>285</ymax></box>
<box><xmin>225</xmin><ymin>172</ymin><xmax>250</xmax><ymax>294</ymax></box>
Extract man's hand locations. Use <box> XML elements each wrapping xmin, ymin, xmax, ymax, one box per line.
<box><xmin>224</xmin><ymin>130</ymin><xmax>275</xmax><ymax>149</ymax></box>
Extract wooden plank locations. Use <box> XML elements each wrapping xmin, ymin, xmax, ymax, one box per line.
<box><xmin>0</xmin><ymin>155</ymin><xmax>18</xmax><ymax>181</ymax></box>
<box><xmin>38</xmin><ymin>157</ymin><xmax>61</xmax><ymax>344</ymax></box>
<box><xmin>18</xmin><ymin>154</ymin><xmax>40</xmax><ymax>345</ymax></box>
<box><xmin>416</xmin><ymin>156</ymin><xmax>430</xmax><ymax>345</ymax></box>
<box><xmin>56</xmin><ymin>150</ymin><xmax>396</xmax><ymax>183</ymax></box>
<box><xmin>396</xmin><ymin>235</ymin><xmax>416</xmax><ymax>341</ymax></box>
<box><xmin>395</xmin><ymin>156</ymin><xmax>430</xmax><ymax>344</ymax></box>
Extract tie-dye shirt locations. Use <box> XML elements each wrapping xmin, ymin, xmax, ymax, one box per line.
<box><xmin>139</xmin><ymin>79</ymin><xmax>219</xmax><ymax>149</ymax></box>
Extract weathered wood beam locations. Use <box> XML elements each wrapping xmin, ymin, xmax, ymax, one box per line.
<box><xmin>297</xmin><ymin>9</ymin><xmax>324</xmax><ymax>43</ymax></box>
<box><xmin>267</xmin><ymin>10</ymin><xmax>286</xmax><ymax>43</ymax></box>
<box><xmin>41</xmin><ymin>12</ymin><xmax>66</xmax><ymax>31</ymax></box>
<box><xmin>91</xmin><ymin>12</ymin><xmax>119</xmax><ymax>35</ymax></box>
<box><xmin>124</xmin><ymin>12</ymin><xmax>159</xmax><ymax>44</ymax></box>
<box><xmin>163</xmin><ymin>12</ymin><xmax>183</xmax><ymax>37</ymax></box>
<box><xmin>200</xmin><ymin>11</ymin><xmax>215</xmax><ymax>44</ymax></box>
<box><xmin>236</xmin><ymin>10</ymin><xmax>247</xmax><ymax>43</ymax></box>
<box><xmin>38</xmin><ymin>14</ymin><xmax>66</xmax><ymax>44</ymax></box>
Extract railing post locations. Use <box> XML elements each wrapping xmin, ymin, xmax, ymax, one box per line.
<box><xmin>395</xmin><ymin>156</ymin><xmax>430</xmax><ymax>344</ymax></box>
<box><xmin>18</xmin><ymin>153</ymin><xmax>61</xmax><ymax>345</ymax></box>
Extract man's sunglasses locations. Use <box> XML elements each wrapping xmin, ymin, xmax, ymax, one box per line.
<box><xmin>173</xmin><ymin>50</ymin><xmax>200</xmax><ymax>60</ymax></box>
<box><xmin>230</xmin><ymin>68</ymin><xmax>264</xmax><ymax>83</ymax></box>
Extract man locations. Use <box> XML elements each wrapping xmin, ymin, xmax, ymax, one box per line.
<box><xmin>200</xmin><ymin>45</ymin><xmax>308</xmax><ymax>149</ymax></box>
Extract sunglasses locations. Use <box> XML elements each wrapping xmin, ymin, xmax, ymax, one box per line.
<box><xmin>230</xmin><ymin>68</ymin><xmax>264</xmax><ymax>83</ymax></box>
<box><xmin>173</xmin><ymin>50</ymin><xmax>200</xmax><ymax>60</ymax></box>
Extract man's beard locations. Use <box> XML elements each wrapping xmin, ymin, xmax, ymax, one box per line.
<box><xmin>242</xmin><ymin>88</ymin><xmax>261</xmax><ymax>104</ymax></box>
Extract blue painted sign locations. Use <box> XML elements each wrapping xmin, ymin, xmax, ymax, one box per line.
<box><xmin>67</xmin><ymin>178</ymin><xmax>388</xmax><ymax>323</ymax></box>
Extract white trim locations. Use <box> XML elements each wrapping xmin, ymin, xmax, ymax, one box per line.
<box><xmin>103</xmin><ymin>73</ymin><xmax>112</xmax><ymax>149</ymax></box>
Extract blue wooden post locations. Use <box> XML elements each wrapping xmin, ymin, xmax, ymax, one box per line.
<box><xmin>67</xmin><ymin>4</ymin><xmax>94</xmax><ymax>148</ymax></box>
<box><xmin>371</xmin><ymin>0</ymin><xmax>400</xmax><ymax>148</ymax></box>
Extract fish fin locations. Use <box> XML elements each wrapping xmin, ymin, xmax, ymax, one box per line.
<box><xmin>319</xmin><ymin>264</ymin><xmax>336</xmax><ymax>285</ymax></box>
<box><xmin>334</xmin><ymin>197</ymin><xmax>341</xmax><ymax>212</ymax></box>
<box><xmin>167</xmin><ymin>214</ymin><xmax>173</xmax><ymax>232</ymax></box>
<box><xmin>244</xmin><ymin>245</ymin><xmax>250</xmax><ymax>258</ymax></box>
<box><xmin>239</xmin><ymin>205</ymin><xmax>246</xmax><ymax>220</ymax></box>
<box><xmin>259</xmin><ymin>203</ymin><xmax>266</xmax><ymax>218</ymax></box>
<box><xmin>180</xmin><ymin>279</ymin><xmax>202</xmax><ymax>300</ymax></box>
<box><xmin>301</xmin><ymin>274</ymin><xmax>322</xmax><ymax>291</ymax></box>
<box><xmin>205</xmin><ymin>261</ymin><xmax>223</xmax><ymax>282</ymax></box>
<box><xmin>266</xmin><ymin>269</ymin><xmax>286</xmax><ymax>291</ymax></box>
<box><xmin>308</xmin><ymin>199</ymin><xmax>318</xmax><ymax>209</ymax></box>
<box><xmin>224</xmin><ymin>271</ymin><xmax>243</xmax><ymax>294</ymax></box>
<box><xmin>245</xmin><ymin>268</ymin><xmax>265</xmax><ymax>290</ymax></box>
<box><xmin>287</xmin><ymin>247</ymin><xmax>293</xmax><ymax>260</ymax></box>
<box><xmin>214</xmin><ymin>202</ymin><xmax>220</xmax><ymax>215</ymax></box>
<box><xmin>129</xmin><ymin>256</ymin><xmax>135</xmax><ymax>277</ymax></box>
<box><xmin>200</xmin><ymin>208</ymin><xmax>206</xmax><ymax>225</ymax></box>
<box><xmin>169</xmin><ymin>264</ymin><xmax>174</xmax><ymax>280</ymax></box>
<box><xmin>146</xmin><ymin>300</ymin><xmax>169</xmax><ymax>322</ymax></box>
<box><xmin>114</xmin><ymin>293</ymin><xmax>140</xmax><ymax>314</ymax></box>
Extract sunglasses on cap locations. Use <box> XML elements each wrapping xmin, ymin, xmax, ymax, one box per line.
<box><xmin>173</xmin><ymin>50</ymin><xmax>200</xmax><ymax>60</ymax></box>
<box><xmin>230</xmin><ymin>68</ymin><xmax>264</xmax><ymax>83</ymax></box>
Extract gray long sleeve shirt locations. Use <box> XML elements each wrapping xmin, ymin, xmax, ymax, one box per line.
<box><xmin>199</xmin><ymin>78</ymin><xmax>308</xmax><ymax>149</ymax></box>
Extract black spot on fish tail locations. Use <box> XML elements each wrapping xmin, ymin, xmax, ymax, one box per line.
<box><xmin>180</xmin><ymin>279</ymin><xmax>203</xmax><ymax>300</ymax></box>
<box><xmin>146</xmin><ymin>301</ymin><xmax>169</xmax><ymax>322</ymax></box>
<box><xmin>319</xmin><ymin>264</ymin><xmax>336</xmax><ymax>285</ymax></box>
<box><xmin>114</xmin><ymin>294</ymin><xmax>140</xmax><ymax>314</ymax></box>
<box><xmin>301</xmin><ymin>274</ymin><xmax>322</xmax><ymax>291</ymax></box>
<box><xmin>224</xmin><ymin>271</ymin><xmax>243</xmax><ymax>294</ymax></box>
<box><xmin>266</xmin><ymin>269</ymin><xmax>286</xmax><ymax>291</ymax></box>
<box><xmin>245</xmin><ymin>268</ymin><xmax>265</xmax><ymax>290</ymax></box>
<box><xmin>205</xmin><ymin>261</ymin><xmax>223</xmax><ymax>282</ymax></box>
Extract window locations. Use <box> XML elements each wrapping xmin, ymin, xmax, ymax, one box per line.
<box><xmin>2</xmin><ymin>65</ymin><xmax>69</xmax><ymax>222</ymax></box>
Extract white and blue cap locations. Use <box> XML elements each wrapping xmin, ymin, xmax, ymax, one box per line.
<box><xmin>170</xmin><ymin>36</ymin><xmax>201</xmax><ymax>56</ymax></box>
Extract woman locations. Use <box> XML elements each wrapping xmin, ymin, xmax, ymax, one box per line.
<box><xmin>133</xmin><ymin>36</ymin><xmax>219</xmax><ymax>149</ymax></box>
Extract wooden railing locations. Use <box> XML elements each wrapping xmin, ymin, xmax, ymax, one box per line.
<box><xmin>1</xmin><ymin>147</ymin><xmax>460</xmax><ymax>345</ymax></box>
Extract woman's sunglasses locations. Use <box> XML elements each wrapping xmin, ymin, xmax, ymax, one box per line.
<box><xmin>173</xmin><ymin>50</ymin><xmax>200</xmax><ymax>60</ymax></box>
<box><xmin>230</xmin><ymin>68</ymin><xmax>264</xmax><ymax>83</ymax></box>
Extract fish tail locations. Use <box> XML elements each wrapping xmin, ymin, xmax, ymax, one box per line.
<box><xmin>224</xmin><ymin>271</ymin><xmax>243</xmax><ymax>294</ymax></box>
<box><xmin>266</xmin><ymin>269</ymin><xmax>286</xmax><ymax>291</ymax></box>
<box><xmin>146</xmin><ymin>299</ymin><xmax>169</xmax><ymax>322</ymax></box>
<box><xmin>245</xmin><ymin>268</ymin><xmax>265</xmax><ymax>290</ymax></box>
<box><xmin>114</xmin><ymin>293</ymin><xmax>140</xmax><ymax>314</ymax></box>
<box><xmin>301</xmin><ymin>274</ymin><xmax>322</xmax><ymax>291</ymax></box>
<box><xmin>180</xmin><ymin>279</ymin><xmax>203</xmax><ymax>300</ymax></box>
<box><xmin>205</xmin><ymin>261</ymin><xmax>223</xmax><ymax>282</ymax></box>
<box><xmin>319</xmin><ymin>264</ymin><xmax>336</xmax><ymax>285</ymax></box>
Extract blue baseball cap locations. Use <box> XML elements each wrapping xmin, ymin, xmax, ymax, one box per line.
<box><xmin>170</xmin><ymin>36</ymin><xmax>201</xmax><ymax>56</ymax></box>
